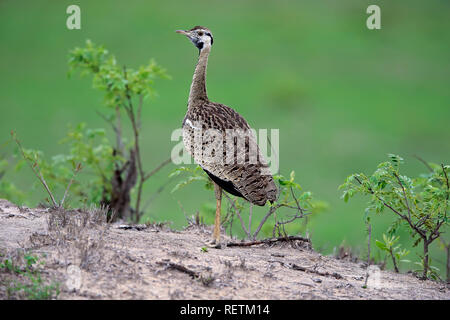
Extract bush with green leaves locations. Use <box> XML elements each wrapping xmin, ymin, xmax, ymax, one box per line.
<box><xmin>68</xmin><ymin>40</ymin><xmax>167</xmax><ymax>107</ymax></box>
<box><xmin>3</xmin><ymin>40</ymin><xmax>169</xmax><ymax>221</ymax></box>
<box><xmin>11</xmin><ymin>124</ymin><xmax>115</xmax><ymax>208</ymax></box>
<box><xmin>170</xmin><ymin>166</ymin><xmax>324</xmax><ymax>240</ymax></box>
<box><xmin>68</xmin><ymin>40</ymin><xmax>170</xmax><ymax>221</ymax></box>
<box><xmin>340</xmin><ymin>154</ymin><xmax>449</xmax><ymax>279</ymax></box>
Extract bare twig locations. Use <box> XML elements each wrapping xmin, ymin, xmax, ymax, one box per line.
<box><xmin>248</xmin><ymin>204</ymin><xmax>253</xmax><ymax>238</ymax></box>
<box><xmin>290</xmin><ymin>186</ymin><xmax>305</xmax><ymax>217</ymax></box>
<box><xmin>143</xmin><ymin>157</ymin><xmax>172</xmax><ymax>181</ymax></box>
<box><xmin>364</xmin><ymin>222</ymin><xmax>372</xmax><ymax>287</ymax></box>
<box><xmin>277</xmin><ymin>212</ymin><xmax>304</xmax><ymax>226</ymax></box>
<box><xmin>156</xmin><ymin>260</ymin><xmax>200</xmax><ymax>278</ymax></box>
<box><xmin>60</xmin><ymin>163</ymin><xmax>82</xmax><ymax>208</ymax></box>
<box><xmin>389</xmin><ymin>247</ymin><xmax>399</xmax><ymax>273</ymax></box>
<box><xmin>415</xmin><ymin>214</ymin><xmax>430</xmax><ymax>229</ymax></box>
<box><xmin>252</xmin><ymin>204</ymin><xmax>281</xmax><ymax>239</ymax></box>
<box><xmin>12</xmin><ymin>131</ymin><xmax>58</xmax><ymax>207</ymax></box>
<box><xmin>288</xmin><ymin>263</ymin><xmax>343</xmax><ymax>280</ymax></box>
<box><xmin>115</xmin><ymin>106</ymin><xmax>124</xmax><ymax>155</ymax></box>
<box><xmin>223</xmin><ymin>179</ymin><xmax>309</xmax><ymax>241</ymax></box>
<box><xmin>123</xmin><ymin>66</ymin><xmax>145</xmax><ymax>220</ymax></box>
<box><xmin>413</xmin><ymin>155</ymin><xmax>433</xmax><ymax>173</ymax></box>
<box><xmin>442</xmin><ymin>164</ymin><xmax>449</xmax><ymax>202</ymax></box>
<box><xmin>223</xmin><ymin>193</ymin><xmax>251</xmax><ymax>239</ymax></box>
<box><xmin>121</xmin><ymin>66</ymin><xmax>172</xmax><ymax>221</ymax></box>
<box><xmin>96</xmin><ymin>108</ymin><xmax>124</xmax><ymax>155</ymax></box>
<box><xmin>137</xmin><ymin>95</ymin><xmax>143</xmax><ymax>130</ymax></box>
<box><xmin>270</xmin><ymin>259</ymin><xmax>343</xmax><ymax>280</ymax></box>
<box><xmin>96</xmin><ymin>107</ymin><xmax>124</xmax><ymax>155</ymax></box>
<box><xmin>446</xmin><ymin>242</ymin><xmax>450</xmax><ymax>284</ymax></box>
<box><xmin>227</xmin><ymin>235</ymin><xmax>310</xmax><ymax>247</ymax></box>
<box><xmin>142</xmin><ymin>179</ymin><xmax>172</xmax><ymax>212</ymax></box>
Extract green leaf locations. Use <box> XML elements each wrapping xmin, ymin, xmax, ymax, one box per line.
<box><xmin>375</xmin><ymin>240</ymin><xmax>387</xmax><ymax>251</ymax></box>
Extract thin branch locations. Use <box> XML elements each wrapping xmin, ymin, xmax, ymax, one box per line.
<box><xmin>229</xmin><ymin>207</ymin><xmax>234</xmax><ymax>238</ymax></box>
<box><xmin>442</xmin><ymin>164</ymin><xmax>449</xmax><ymax>224</ymax></box>
<box><xmin>227</xmin><ymin>235</ymin><xmax>310</xmax><ymax>247</ymax></box>
<box><xmin>364</xmin><ymin>222</ymin><xmax>372</xmax><ymax>287</ymax></box>
<box><xmin>354</xmin><ymin>175</ymin><xmax>426</xmax><ymax>238</ymax></box>
<box><xmin>123</xmin><ymin>66</ymin><xmax>145</xmax><ymax>220</ymax></box>
<box><xmin>272</xmin><ymin>211</ymin><xmax>278</xmax><ymax>238</ymax></box>
<box><xmin>254</xmin><ymin>201</ymin><xmax>312</xmax><ymax>240</ymax></box>
<box><xmin>96</xmin><ymin>107</ymin><xmax>124</xmax><ymax>155</ymax></box>
<box><xmin>430</xmin><ymin>220</ymin><xmax>445</xmax><ymax>242</ymax></box>
<box><xmin>442</xmin><ymin>164</ymin><xmax>449</xmax><ymax>201</ymax></box>
<box><xmin>389</xmin><ymin>247</ymin><xmax>399</xmax><ymax>273</ymax></box>
<box><xmin>394</xmin><ymin>172</ymin><xmax>412</xmax><ymax>221</ymax></box>
<box><xmin>156</xmin><ymin>260</ymin><xmax>200</xmax><ymax>278</ymax></box>
<box><xmin>123</xmin><ymin>67</ymin><xmax>144</xmax><ymax>177</ymax></box>
<box><xmin>122</xmin><ymin>72</ymin><xmax>172</xmax><ymax>221</ymax></box>
<box><xmin>220</xmin><ymin>201</ymin><xmax>233</xmax><ymax>226</ymax></box>
<box><xmin>413</xmin><ymin>155</ymin><xmax>433</xmax><ymax>173</ymax></box>
<box><xmin>354</xmin><ymin>176</ymin><xmax>404</xmax><ymax>218</ymax></box>
<box><xmin>96</xmin><ymin>110</ymin><xmax>117</xmax><ymax>132</ymax></box>
<box><xmin>60</xmin><ymin>163</ymin><xmax>82</xmax><ymax>208</ymax></box>
<box><xmin>415</xmin><ymin>214</ymin><xmax>430</xmax><ymax>229</ymax></box>
<box><xmin>223</xmin><ymin>192</ymin><xmax>251</xmax><ymax>239</ymax></box>
<box><xmin>115</xmin><ymin>106</ymin><xmax>124</xmax><ymax>155</ymax></box>
<box><xmin>248</xmin><ymin>204</ymin><xmax>253</xmax><ymax>237</ymax></box>
<box><xmin>143</xmin><ymin>157</ymin><xmax>172</xmax><ymax>181</ymax></box>
<box><xmin>269</xmin><ymin>259</ymin><xmax>343</xmax><ymax>280</ymax></box>
<box><xmin>142</xmin><ymin>179</ymin><xmax>172</xmax><ymax>212</ymax></box>
<box><xmin>252</xmin><ymin>204</ymin><xmax>281</xmax><ymax>239</ymax></box>
<box><xmin>288</xmin><ymin>263</ymin><xmax>343</xmax><ymax>280</ymax></box>
<box><xmin>137</xmin><ymin>95</ymin><xmax>143</xmax><ymax>131</ymax></box>
<box><xmin>277</xmin><ymin>213</ymin><xmax>304</xmax><ymax>226</ymax></box>
<box><xmin>12</xmin><ymin>132</ymin><xmax>58</xmax><ymax>207</ymax></box>
<box><xmin>290</xmin><ymin>186</ymin><xmax>305</xmax><ymax>217</ymax></box>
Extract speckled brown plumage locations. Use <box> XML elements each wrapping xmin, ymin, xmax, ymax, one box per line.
<box><xmin>182</xmin><ymin>101</ymin><xmax>277</xmax><ymax>205</ymax></box>
<box><xmin>180</xmin><ymin>28</ymin><xmax>277</xmax><ymax>206</ymax></box>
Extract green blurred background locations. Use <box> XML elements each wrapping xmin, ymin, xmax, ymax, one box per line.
<box><xmin>1</xmin><ymin>0</ymin><xmax>449</xmax><ymax>274</ymax></box>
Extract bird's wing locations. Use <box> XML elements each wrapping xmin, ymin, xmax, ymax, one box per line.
<box><xmin>183</xmin><ymin>102</ymin><xmax>277</xmax><ymax>205</ymax></box>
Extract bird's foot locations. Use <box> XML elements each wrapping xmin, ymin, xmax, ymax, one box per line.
<box><xmin>205</xmin><ymin>238</ymin><xmax>224</xmax><ymax>249</ymax></box>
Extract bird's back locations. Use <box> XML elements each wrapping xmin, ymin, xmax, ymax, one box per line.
<box><xmin>182</xmin><ymin>101</ymin><xmax>278</xmax><ymax>205</ymax></box>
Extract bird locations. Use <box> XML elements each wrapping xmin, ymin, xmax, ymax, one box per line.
<box><xmin>176</xmin><ymin>26</ymin><xmax>278</xmax><ymax>247</ymax></box>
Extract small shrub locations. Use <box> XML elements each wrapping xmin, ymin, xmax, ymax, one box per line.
<box><xmin>375</xmin><ymin>234</ymin><xmax>410</xmax><ymax>273</ymax></box>
<box><xmin>5</xmin><ymin>40</ymin><xmax>170</xmax><ymax>222</ymax></box>
<box><xmin>68</xmin><ymin>40</ymin><xmax>170</xmax><ymax>221</ymax></box>
<box><xmin>170</xmin><ymin>166</ymin><xmax>324</xmax><ymax>240</ymax></box>
<box><xmin>340</xmin><ymin>154</ymin><xmax>449</xmax><ymax>279</ymax></box>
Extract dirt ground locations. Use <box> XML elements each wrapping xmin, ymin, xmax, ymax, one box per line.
<box><xmin>0</xmin><ymin>199</ymin><xmax>448</xmax><ymax>300</ymax></box>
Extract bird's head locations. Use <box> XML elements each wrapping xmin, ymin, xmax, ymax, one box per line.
<box><xmin>176</xmin><ymin>26</ymin><xmax>214</xmax><ymax>51</ymax></box>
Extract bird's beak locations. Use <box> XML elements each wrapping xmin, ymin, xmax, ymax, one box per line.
<box><xmin>176</xmin><ymin>30</ymin><xmax>189</xmax><ymax>37</ymax></box>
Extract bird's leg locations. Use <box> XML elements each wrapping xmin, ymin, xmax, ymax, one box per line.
<box><xmin>213</xmin><ymin>182</ymin><xmax>222</xmax><ymax>243</ymax></box>
<box><xmin>206</xmin><ymin>182</ymin><xmax>223</xmax><ymax>248</ymax></box>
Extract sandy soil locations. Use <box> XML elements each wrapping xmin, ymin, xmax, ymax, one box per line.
<box><xmin>0</xmin><ymin>199</ymin><xmax>448</xmax><ymax>300</ymax></box>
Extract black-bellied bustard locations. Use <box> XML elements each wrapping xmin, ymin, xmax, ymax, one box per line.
<box><xmin>176</xmin><ymin>26</ymin><xmax>277</xmax><ymax>247</ymax></box>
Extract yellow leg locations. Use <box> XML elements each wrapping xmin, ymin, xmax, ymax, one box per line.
<box><xmin>213</xmin><ymin>182</ymin><xmax>222</xmax><ymax>244</ymax></box>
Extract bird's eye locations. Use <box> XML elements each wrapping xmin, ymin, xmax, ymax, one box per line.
<box><xmin>198</xmin><ymin>31</ymin><xmax>204</xmax><ymax>36</ymax></box>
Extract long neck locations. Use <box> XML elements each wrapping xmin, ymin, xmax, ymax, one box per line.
<box><xmin>188</xmin><ymin>46</ymin><xmax>210</xmax><ymax>107</ymax></box>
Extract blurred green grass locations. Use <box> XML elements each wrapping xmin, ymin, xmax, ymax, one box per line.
<box><xmin>1</xmin><ymin>0</ymin><xmax>449</xmax><ymax>274</ymax></box>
